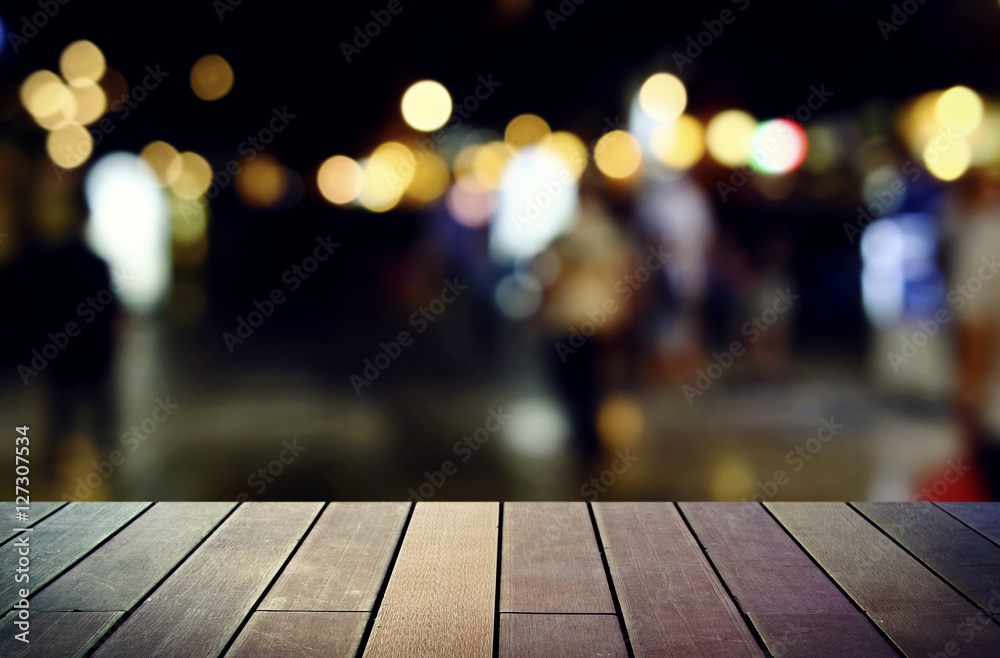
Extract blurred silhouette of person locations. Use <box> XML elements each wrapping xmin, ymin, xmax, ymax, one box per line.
<box><xmin>949</xmin><ymin>170</ymin><xmax>1000</xmax><ymax>499</ymax></box>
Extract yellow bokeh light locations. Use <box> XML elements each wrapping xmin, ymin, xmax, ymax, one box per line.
<box><xmin>28</xmin><ymin>81</ymin><xmax>77</xmax><ymax>129</ymax></box>
<box><xmin>470</xmin><ymin>141</ymin><xmax>509</xmax><ymax>189</ymax></box>
<box><xmin>504</xmin><ymin>114</ymin><xmax>551</xmax><ymax>152</ymax></box>
<box><xmin>237</xmin><ymin>154</ymin><xmax>288</xmax><ymax>209</ymax></box>
<box><xmin>453</xmin><ymin>144</ymin><xmax>481</xmax><ymax>182</ymax></box>
<box><xmin>935</xmin><ymin>86</ymin><xmax>983</xmax><ymax>136</ymax></box>
<box><xmin>709</xmin><ymin>453</ymin><xmax>756</xmax><ymax>500</ymax></box>
<box><xmin>318</xmin><ymin>155</ymin><xmax>364</xmax><ymax>205</ymax></box>
<box><xmin>169</xmin><ymin>152</ymin><xmax>213</xmax><ymax>199</ymax></box>
<box><xmin>59</xmin><ymin>40</ymin><xmax>106</xmax><ymax>87</ymax></box>
<box><xmin>46</xmin><ymin>123</ymin><xmax>93</xmax><ymax>169</ymax></box>
<box><xmin>20</xmin><ymin>70</ymin><xmax>62</xmax><ymax>112</ymax></box>
<box><xmin>594</xmin><ymin>130</ymin><xmax>642</xmax><ymax>179</ymax></box>
<box><xmin>359</xmin><ymin>142</ymin><xmax>417</xmax><ymax>212</ymax></box>
<box><xmin>404</xmin><ymin>152</ymin><xmax>450</xmax><ymax>205</ymax></box>
<box><xmin>546</xmin><ymin>131</ymin><xmax>588</xmax><ymax>179</ymax></box>
<box><xmin>69</xmin><ymin>81</ymin><xmax>107</xmax><ymax>125</ymax></box>
<box><xmin>190</xmin><ymin>54</ymin><xmax>234</xmax><ymax>101</ymax></box>
<box><xmin>706</xmin><ymin>109</ymin><xmax>757</xmax><ymax>166</ymax></box>
<box><xmin>596</xmin><ymin>394</ymin><xmax>644</xmax><ymax>451</ymax></box>
<box><xmin>638</xmin><ymin>72</ymin><xmax>687</xmax><ymax>122</ymax></box>
<box><xmin>140</xmin><ymin>141</ymin><xmax>182</xmax><ymax>187</ymax></box>
<box><xmin>651</xmin><ymin>114</ymin><xmax>705</xmax><ymax>170</ymax></box>
<box><xmin>900</xmin><ymin>91</ymin><xmax>942</xmax><ymax>154</ymax></box>
<box><xmin>924</xmin><ymin>137</ymin><xmax>971</xmax><ymax>182</ymax></box>
<box><xmin>171</xmin><ymin>196</ymin><xmax>208</xmax><ymax>245</ymax></box>
<box><xmin>401</xmin><ymin>80</ymin><xmax>452</xmax><ymax>132</ymax></box>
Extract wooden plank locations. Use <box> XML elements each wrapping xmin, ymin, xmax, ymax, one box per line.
<box><xmin>680</xmin><ymin>502</ymin><xmax>896</xmax><ymax>657</ymax></box>
<box><xmin>938</xmin><ymin>502</ymin><xmax>1000</xmax><ymax>547</ymax></box>
<box><xmin>362</xmin><ymin>502</ymin><xmax>498</xmax><ymax>658</ymax></box>
<box><xmin>0</xmin><ymin>502</ymin><xmax>150</xmax><ymax>614</ymax></box>
<box><xmin>260</xmin><ymin>502</ymin><xmax>408</xmax><ymax>611</ymax></box>
<box><xmin>225</xmin><ymin>611</ymin><xmax>368</xmax><ymax>658</ymax></box>
<box><xmin>855</xmin><ymin>502</ymin><xmax>1000</xmax><ymax>618</ymax></box>
<box><xmin>0</xmin><ymin>503</ymin><xmax>66</xmax><ymax>545</ymax></box>
<box><xmin>0</xmin><ymin>610</ymin><xmax>121</xmax><ymax>658</ymax></box>
<box><xmin>32</xmin><ymin>502</ymin><xmax>234</xmax><ymax>612</ymax></box>
<box><xmin>593</xmin><ymin>502</ymin><xmax>763</xmax><ymax>657</ymax></box>
<box><xmin>500</xmin><ymin>502</ymin><xmax>614</xmax><ymax>613</ymax></box>
<box><xmin>499</xmin><ymin>613</ymin><xmax>627</xmax><ymax>658</ymax></box>
<box><xmin>768</xmin><ymin>502</ymin><xmax>1000</xmax><ymax>658</ymax></box>
<box><xmin>92</xmin><ymin>502</ymin><xmax>322</xmax><ymax>658</ymax></box>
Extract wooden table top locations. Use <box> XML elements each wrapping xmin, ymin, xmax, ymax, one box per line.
<box><xmin>0</xmin><ymin>502</ymin><xmax>998</xmax><ymax>657</ymax></box>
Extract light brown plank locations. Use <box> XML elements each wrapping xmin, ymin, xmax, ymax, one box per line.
<box><xmin>0</xmin><ymin>610</ymin><xmax>121</xmax><ymax>658</ymax></box>
<box><xmin>92</xmin><ymin>502</ymin><xmax>322</xmax><ymax>658</ymax></box>
<box><xmin>680</xmin><ymin>502</ymin><xmax>896</xmax><ymax>657</ymax></box>
<box><xmin>260</xmin><ymin>502</ymin><xmax>408</xmax><ymax>611</ymax></box>
<box><xmin>500</xmin><ymin>502</ymin><xmax>614</xmax><ymax>613</ymax></box>
<box><xmin>225</xmin><ymin>611</ymin><xmax>368</xmax><ymax>658</ymax></box>
<box><xmin>593</xmin><ymin>502</ymin><xmax>763</xmax><ymax>657</ymax></box>
<box><xmin>31</xmin><ymin>502</ymin><xmax>234</xmax><ymax>613</ymax></box>
<box><xmin>855</xmin><ymin>502</ymin><xmax>1000</xmax><ymax>618</ymax></box>
<box><xmin>362</xmin><ymin>502</ymin><xmax>498</xmax><ymax>658</ymax></box>
<box><xmin>0</xmin><ymin>502</ymin><xmax>150</xmax><ymax>614</ymax></box>
<box><xmin>499</xmin><ymin>613</ymin><xmax>627</xmax><ymax>658</ymax></box>
<box><xmin>0</xmin><ymin>503</ymin><xmax>66</xmax><ymax>545</ymax></box>
<box><xmin>768</xmin><ymin>502</ymin><xmax>1000</xmax><ymax>658</ymax></box>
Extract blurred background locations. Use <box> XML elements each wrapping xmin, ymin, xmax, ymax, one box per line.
<box><xmin>1</xmin><ymin>0</ymin><xmax>999</xmax><ymax>502</ymax></box>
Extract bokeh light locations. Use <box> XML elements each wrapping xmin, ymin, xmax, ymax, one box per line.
<box><xmin>317</xmin><ymin>155</ymin><xmax>364</xmax><ymax>205</ymax></box>
<box><xmin>749</xmin><ymin>119</ymin><xmax>808</xmax><ymax>174</ymax></box>
<box><xmin>236</xmin><ymin>154</ymin><xmax>289</xmax><ymax>209</ymax></box>
<box><xmin>651</xmin><ymin>114</ymin><xmax>705</xmax><ymax>170</ymax></box>
<box><xmin>404</xmin><ymin>152</ymin><xmax>450</xmax><ymax>205</ymax></box>
<box><xmin>597</xmin><ymin>394</ymin><xmax>644</xmax><ymax>451</ymax></box>
<box><xmin>446</xmin><ymin>174</ymin><xmax>495</xmax><ymax>227</ymax></box>
<box><xmin>545</xmin><ymin>131</ymin><xmax>588</xmax><ymax>180</ymax></box>
<box><xmin>46</xmin><ymin>123</ymin><xmax>93</xmax><ymax>169</ymax></box>
<box><xmin>169</xmin><ymin>152</ymin><xmax>213</xmax><ymax>199</ymax></box>
<box><xmin>638</xmin><ymin>72</ymin><xmax>687</xmax><ymax>122</ymax></box>
<box><xmin>935</xmin><ymin>86</ymin><xmax>983</xmax><ymax>136</ymax></box>
<box><xmin>358</xmin><ymin>142</ymin><xmax>417</xmax><ymax>212</ymax></box>
<box><xmin>924</xmin><ymin>136</ymin><xmax>971</xmax><ymax>181</ymax></box>
<box><xmin>190</xmin><ymin>54</ymin><xmax>234</xmax><ymax>101</ymax></box>
<box><xmin>140</xmin><ymin>141</ymin><xmax>182</xmax><ymax>187</ymax></box>
<box><xmin>504</xmin><ymin>114</ymin><xmax>551</xmax><ymax>152</ymax></box>
<box><xmin>706</xmin><ymin>110</ymin><xmax>756</xmax><ymax>166</ymax></box>
<box><xmin>594</xmin><ymin>130</ymin><xmax>642</xmax><ymax>179</ymax></box>
<box><xmin>470</xmin><ymin>141</ymin><xmax>510</xmax><ymax>190</ymax></box>
<box><xmin>69</xmin><ymin>81</ymin><xmax>107</xmax><ymax>125</ymax></box>
<box><xmin>59</xmin><ymin>40</ymin><xmax>106</xmax><ymax>87</ymax></box>
<box><xmin>401</xmin><ymin>80</ymin><xmax>452</xmax><ymax>132</ymax></box>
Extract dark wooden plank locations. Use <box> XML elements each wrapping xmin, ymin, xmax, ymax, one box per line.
<box><xmin>0</xmin><ymin>503</ymin><xmax>67</xmax><ymax>545</ymax></box>
<box><xmin>260</xmin><ymin>502</ymin><xmax>408</xmax><ymax>611</ymax></box>
<box><xmin>768</xmin><ymin>502</ymin><xmax>1000</xmax><ymax>658</ymax></box>
<box><xmin>938</xmin><ymin>503</ymin><xmax>1000</xmax><ymax>547</ymax></box>
<box><xmin>855</xmin><ymin>502</ymin><xmax>1000</xmax><ymax>619</ymax></box>
<box><xmin>0</xmin><ymin>502</ymin><xmax>150</xmax><ymax>614</ymax></box>
<box><xmin>363</xmin><ymin>502</ymin><xmax>498</xmax><ymax>658</ymax></box>
<box><xmin>499</xmin><ymin>613</ymin><xmax>627</xmax><ymax>658</ymax></box>
<box><xmin>0</xmin><ymin>610</ymin><xmax>121</xmax><ymax>658</ymax></box>
<box><xmin>680</xmin><ymin>502</ymin><xmax>896</xmax><ymax>657</ymax></box>
<box><xmin>92</xmin><ymin>502</ymin><xmax>322</xmax><ymax>658</ymax></box>
<box><xmin>32</xmin><ymin>502</ymin><xmax>234</xmax><ymax>613</ymax></box>
<box><xmin>224</xmin><ymin>611</ymin><xmax>368</xmax><ymax>658</ymax></box>
<box><xmin>593</xmin><ymin>502</ymin><xmax>763</xmax><ymax>657</ymax></box>
<box><xmin>500</xmin><ymin>502</ymin><xmax>614</xmax><ymax>614</ymax></box>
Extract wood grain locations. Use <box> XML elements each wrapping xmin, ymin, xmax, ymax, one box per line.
<box><xmin>768</xmin><ymin>502</ymin><xmax>1000</xmax><ymax>658</ymax></box>
<box><xmin>938</xmin><ymin>503</ymin><xmax>1000</xmax><ymax>546</ymax></box>
<box><xmin>593</xmin><ymin>502</ymin><xmax>763</xmax><ymax>657</ymax></box>
<box><xmin>0</xmin><ymin>502</ymin><xmax>150</xmax><ymax>614</ymax></box>
<box><xmin>92</xmin><ymin>502</ymin><xmax>322</xmax><ymax>658</ymax></box>
<box><xmin>0</xmin><ymin>610</ymin><xmax>121</xmax><ymax>658</ymax></box>
<box><xmin>362</xmin><ymin>502</ymin><xmax>498</xmax><ymax>658</ymax></box>
<box><xmin>855</xmin><ymin>502</ymin><xmax>1000</xmax><ymax>618</ymax></box>
<box><xmin>260</xmin><ymin>502</ymin><xmax>408</xmax><ymax>612</ymax></box>
<box><xmin>0</xmin><ymin>503</ymin><xmax>66</xmax><ymax>546</ymax></box>
<box><xmin>224</xmin><ymin>611</ymin><xmax>368</xmax><ymax>658</ymax></box>
<box><xmin>32</xmin><ymin>502</ymin><xmax>234</xmax><ymax>613</ymax></box>
<box><xmin>500</xmin><ymin>502</ymin><xmax>614</xmax><ymax>613</ymax></box>
<box><xmin>680</xmin><ymin>502</ymin><xmax>896</xmax><ymax>657</ymax></box>
<box><xmin>499</xmin><ymin>613</ymin><xmax>627</xmax><ymax>658</ymax></box>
